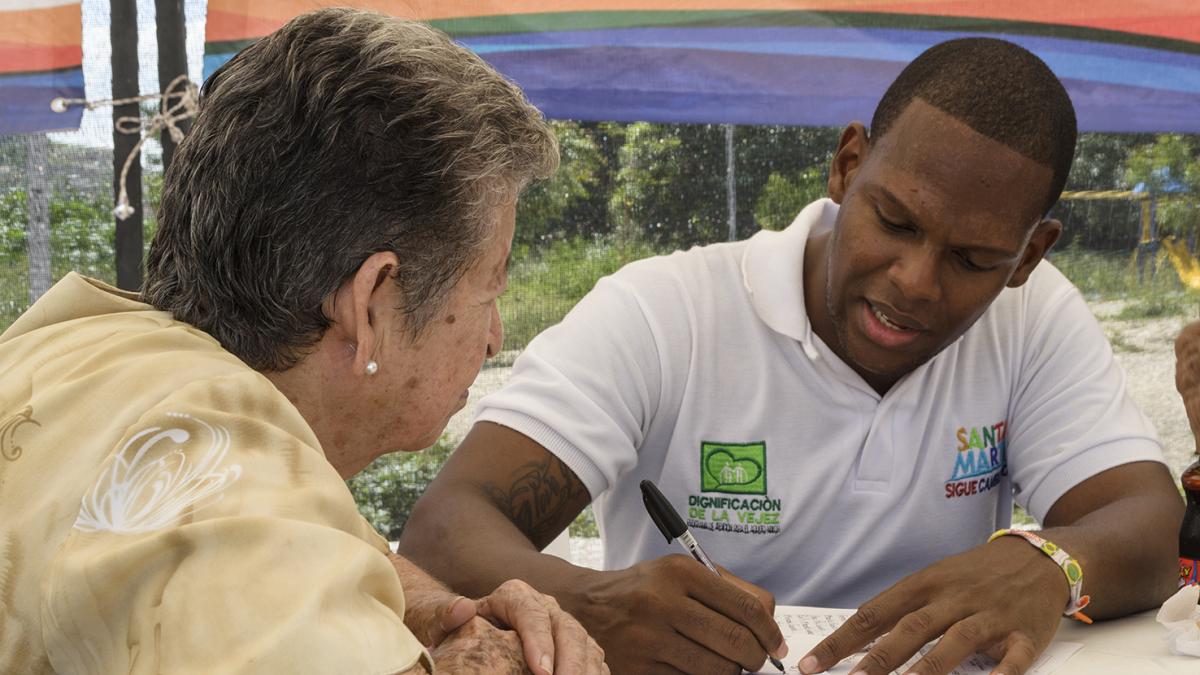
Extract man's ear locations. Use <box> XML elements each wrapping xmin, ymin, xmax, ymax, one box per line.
<box><xmin>828</xmin><ymin>122</ymin><xmax>869</xmax><ymax>205</ymax></box>
<box><xmin>327</xmin><ymin>251</ymin><xmax>400</xmax><ymax>375</ymax></box>
<box><xmin>1008</xmin><ymin>218</ymin><xmax>1063</xmax><ymax>288</ymax></box>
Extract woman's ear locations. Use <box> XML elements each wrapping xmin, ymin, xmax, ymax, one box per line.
<box><xmin>332</xmin><ymin>251</ymin><xmax>400</xmax><ymax>375</ymax></box>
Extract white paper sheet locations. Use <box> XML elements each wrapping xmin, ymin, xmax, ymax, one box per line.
<box><xmin>750</xmin><ymin>606</ymin><xmax>1082</xmax><ymax>674</ymax></box>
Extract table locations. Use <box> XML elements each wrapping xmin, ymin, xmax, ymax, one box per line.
<box><xmin>1053</xmin><ymin>610</ymin><xmax>1196</xmax><ymax>674</ymax></box>
<box><xmin>765</xmin><ymin>605</ymin><xmax>1196</xmax><ymax>674</ymax></box>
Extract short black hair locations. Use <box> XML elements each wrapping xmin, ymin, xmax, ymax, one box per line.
<box><xmin>870</xmin><ymin>37</ymin><xmax>1077</xmax><ymax>216</ymax></box>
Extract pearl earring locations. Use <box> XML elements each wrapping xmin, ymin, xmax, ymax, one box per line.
<box><xmin>365</xmin><ymin>360</ymin><xmax>379</xmax><ymax>376</ymax></box>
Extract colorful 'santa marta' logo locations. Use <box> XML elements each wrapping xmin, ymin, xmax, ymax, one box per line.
<box><xmin>945</xmin><ymin>421</ymin><xmax>1007</xmax><ymax>499</ymax></box>
<box><xmin>701</xmin><ymin>441</ymin><xmax>766</xmax><ymax>494</ymax></box>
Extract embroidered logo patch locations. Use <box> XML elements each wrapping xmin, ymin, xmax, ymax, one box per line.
<box><xmin>945</xmin><ymin>421</ymin><xmax>1008</xmax><ymax>499</ymax></box>
<box><xmin>700</xmin><ymin>441</ymin><xmax>767</xmax><ymax>495</ymax></box>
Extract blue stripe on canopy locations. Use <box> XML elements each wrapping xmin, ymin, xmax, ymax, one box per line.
<box><xmin>205</xmin><ymin>24</ymin><xmax>1200</xmax><ymax>131</ymax></box>
<box><xmin>0</xmin><ymin>68</ymin><xmax>84</xmax><ymax>135</ymax></box>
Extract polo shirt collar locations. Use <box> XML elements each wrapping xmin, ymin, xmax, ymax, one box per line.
<box><xmin>741</xmin><ymin>198</ymin><xmax>839</xmax><ymax>360</ymax></box>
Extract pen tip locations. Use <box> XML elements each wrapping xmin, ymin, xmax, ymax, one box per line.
<box><xmin>771</xmin><ymin>656</ymin><xmax>785</xmax><ymax>672</ymax></box>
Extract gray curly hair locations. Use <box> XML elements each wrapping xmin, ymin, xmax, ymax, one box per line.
<box><xmin>144</xmin><ymin>8</ymin><xmax>558</xmax><ymax>370</ymax></box>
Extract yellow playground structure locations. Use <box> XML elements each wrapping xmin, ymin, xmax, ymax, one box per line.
<box><xmin>1060</xmin><ymin>189</ymin><xmax>1198</xmax><ymax>290</ymax></box>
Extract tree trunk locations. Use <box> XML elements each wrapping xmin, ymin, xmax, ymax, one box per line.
<box><xmin>725</xmin><ymin>124</ymin><xmax>737</xmax><ymax>241</ymax></box>
<box><xmin>24</xmin><ymin>134</ymin><xmax>52</xmax><ymax>304</ymax></box>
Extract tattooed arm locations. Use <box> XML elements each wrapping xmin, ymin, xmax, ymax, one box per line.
<box><xmin>398</xmin><ymin>421</ymin><xmax>592</xmax><ymax>592</ymax></box>
<box><xmin>398</xmin><ymin>422</ymin><xmax>785</xmax><ymax>674</ymax></box>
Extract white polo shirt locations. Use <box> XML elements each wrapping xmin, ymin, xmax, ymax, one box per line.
<box><xmin>476</xmin><ymin>198</ymin><xmax>1164</xmax><ymax>607</ymax></box>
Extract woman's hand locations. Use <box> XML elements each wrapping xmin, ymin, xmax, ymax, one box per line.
<box><xmin>421</xmin><ymin>579</ymin><xmax>608</xmax><ymax>675</ymax></box>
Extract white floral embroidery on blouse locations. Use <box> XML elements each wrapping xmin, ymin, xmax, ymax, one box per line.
<box><xmin>74</xmin><ymin>413</ymin><xmax>242</xmax><ymax>534</ymax></box>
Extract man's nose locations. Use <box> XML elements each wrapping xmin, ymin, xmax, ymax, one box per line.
<box><xmin>887</xmin><ymin>246</ymin><xmax>942</xmax><ymax>304</ymax></box>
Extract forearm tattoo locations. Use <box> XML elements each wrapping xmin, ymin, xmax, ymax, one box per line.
<box><xmin>483</xmin><ymin>455</ymin><xmax>589</xmax><ymax>548</ymax></box>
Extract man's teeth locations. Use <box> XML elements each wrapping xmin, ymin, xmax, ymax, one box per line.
<box><xmin>873</xmin><ymin>307</ymin><xmax>907</xmax><ymax>331</ymax></box>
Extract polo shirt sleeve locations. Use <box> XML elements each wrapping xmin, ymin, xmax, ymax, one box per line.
<box><xmin>39</xmin><ymin>375</ymin><xmax>431</xmax><ymax>675</ymax></box>
<box><xmin>475</xmin><ymin>270</ymin><xmax>669</xmax><ymax>498</ymax></box>
<box><xmin>1006</xmin><ymin>275</ymin><xmax>1165</xmax><ymax>523</ymax></box>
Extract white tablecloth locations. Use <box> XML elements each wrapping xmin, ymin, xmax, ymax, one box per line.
<box><xmin>1054</xmin><ymin>610</ymin><xmax>1197</xmax><ymax>674</ymax></box>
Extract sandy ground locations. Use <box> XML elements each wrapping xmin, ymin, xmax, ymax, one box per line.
<box><xmin>1090</xmin><ymin>301</ymin><xmax>1196</xmax><ymax>479</ymax></box>
<box><xmin>443</xmin><ymin>302</ymin><xmax>1198</xmax><ymax>568</ymax></box>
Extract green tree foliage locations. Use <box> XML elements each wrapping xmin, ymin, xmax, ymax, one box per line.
<box><xmin>1068</xmin><ymin>133</ymin><xmax>1154</xmax><ymax>191</ymax></box>
<box><xmin>516</xmin><ymin>121</ymin><xmax>606</xmax><ymax>248</ymax></box>
<box><xmin>48</xmin><ymin>191</ymin><xmax>117</xmax><ymax>279</ymax></box>
<box><xmin>608</xmin><ymin>122</ymin><xmax>690</xmax><ymax>245</ymax></box>
<box><xmin>347</xmin><ymin>434</ymin><xmax>601</xmax><ymax>541</ymax></box>
<box><xmin>607</xmin><ymin>123</ymin><xmax>840</xmax><ymax>248</ymax></box>
<box><xmin>1052</xmin><ymin>133</ymin><xmax>1156</xmax><ymax>251</ymax></box>
<box><xmin>753</xmin><ymin>167</ymin><xmax>826</xmax><ymax>231</ymax></box>
<box><xmin>1124</xmin><ymin>134</ymin><xmax>1199</xmax><ymax>193</ymax></box>
<box><xmin>347</xmin><ymin>437</ymin><xmax>455</xmax><ymax>541</ymax></box>
<box><xmin>0</xmin><ymin>187</ymin><xmax>114</xmax><ymax>329</ymax></box>
<box><xmin>500</xmin><ymin>234</ymin><xmax>658</xmax><ymax>350</ymax></box>
<box><xmin>0</xmin><ymin>189</ymin><xmax>28</xmax><ymax>257</ymax></box>
<box><xmin>1122</xmin><ymin>134</ymin><xmax>1200</xmax><ymax>239</ymax></box>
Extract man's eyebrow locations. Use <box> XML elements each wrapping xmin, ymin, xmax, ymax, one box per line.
<box><xmin>876</xmin><ymin>186</ymin><xmax>915</xmax><ymax>220</ymax></box>
<box><xmin>875</xmin><ymin>185</ymin><xmax>1021</xmax><ymax>259</ymax></box>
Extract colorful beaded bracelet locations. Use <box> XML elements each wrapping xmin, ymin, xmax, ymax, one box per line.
<box><xmin>988</xmin><ymin>528</ymin><xmax>1093</xmax><ymax>624</ymax></box>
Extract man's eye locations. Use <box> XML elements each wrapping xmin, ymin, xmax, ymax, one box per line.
<box><xmin>874</xmin><ymin>206</ymin><xmax>912</xmax><ymax>234</ymax></box>
<box><xmin>956</xmin><ymin>251</ymin><xmax>986</xmax><ymax>271</ymax></box>
<box><xmin>878</xmin><ymin>214</ymin><xmax>910</xmax><ymax>233</ymax></box>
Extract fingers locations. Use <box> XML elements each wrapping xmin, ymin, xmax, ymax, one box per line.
<box><xmin>886</xmin><ymin>617</ymin><xmax>985</xmax><ymax>675</ymax></box>
<box><xmin>478</xmin><ymin>579</ymin><xmax>609</xmax><ymax>675</ymax></box>
<box><xmin>684</xmin><ymin>560</ymin><xmax>786</xmax><ymax>661</ymax></box>
<box><xmin>654</xmin><ymin>623</ymin><xmax>745</xmax><ymax>675</ymax></box>
<box><xmin>545</xmin><ymin>592</ymin><xmax>604</xmax><ymax>675</ymax></box>
<box><xmin>670</xmin><ymin>596</ymin><xmax>772</xmax><ymax>672</ymax></box>
<box><xmin>578</xmin><ymin>615</ymin><xmax>609</xmax><ymax>675</ymax></box>
<box><xmin>986</xmin><ymin>632</ymin><xmax>1040</xmax><ymax>675</ymax></box>
<box><xmin>430</xmin><ymin>617</ymin><xmax>530</xmax><ymax>674</ymax></box>
<box><xmin>718</xmin><ymin>565</ymin><xmax>778</xmax><ymax>617</ymax></box>
<box><xmin>478</xmin><ymin>580</ymin><xmax>557</xmax><ymax>675</ymax></box>
<box><xmin>841</xmin><ymin>607</ymin><xmax>958</xmax><ymax>675</ymax></box>
<box><xmin>426</xmin><ymin>595</ymin><xmax>478</xmax><ymax>647</ymax></box>
<box><xmin>799</xmin><ymin>601</ymin><xmax>900</xmax><ymax>674</ymax></box>
<box><xmin>839</xmin><ymin>618</ymin><xmax>1042</xmax><ymax>675</ymax></box>
<box><xmin>444</xmin><ymin>596</ymin><xmax>478</xmax><ymax>634</ymax></box>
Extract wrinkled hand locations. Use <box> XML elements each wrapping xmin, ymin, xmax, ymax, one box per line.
<box><xmin>432</xmin><ymin>616</ymin><xmax>530</xmax><ymax>674</ymax></box>
<box><xmin>406</xmin><ymin>579</ymin><xmax>605</xmax><ymax>674</ymax></box>
<box><xmin>475</xmin><ymin>578</ymin><xmax>608</xmax><ymax>675</ymax></box>
<box><xmin>1176</xmin><ymin>321</ymin><xmax>1200</xmax><ymax>452</ymax></box>
<box><xmin>798</xmin><ymin>537</ymin><xmax>1067</xmax><ymax>675</ymax></box>
<box><xmin>566</xmin><ymin>554</ymin><xmax>786</xmax><ymax>674</ymax></box>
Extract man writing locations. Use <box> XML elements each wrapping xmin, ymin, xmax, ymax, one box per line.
<box><xmin>400</xmin><ymin>38</ymin><xmax>1183</xmax><ymax>674</ymax></box>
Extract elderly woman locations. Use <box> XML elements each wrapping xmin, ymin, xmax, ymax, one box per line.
<box><xmin>0</xmin><ymin>9</ymin><xmax>605</xmax><ymax>675</ymax></box>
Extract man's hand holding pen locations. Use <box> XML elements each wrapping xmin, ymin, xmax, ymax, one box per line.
<box><xmin>561</xmin><ymin>554</ymin><xmax>787</xmax><ymax>674</ymax></box>
<box><xmin>630</xmin><ymin>479</ymin><xmax>789</xmax><ymax>674</ymax></box>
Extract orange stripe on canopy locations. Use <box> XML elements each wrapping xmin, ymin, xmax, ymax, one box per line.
<box><xmin>204</xmin><ymin>0</ymin><xmax>1200</xmax><ymax>44</ymax></box>
<box><xmin>0</xmin><ymin>3</ymin><xmax>81</xmax><ymax>48</ymax></box>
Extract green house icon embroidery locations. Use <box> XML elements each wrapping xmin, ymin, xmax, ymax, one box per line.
<box><xmin>701</xmin><ymin>441</ymin><xmax>767</xmax><ymax>495</ymax></box>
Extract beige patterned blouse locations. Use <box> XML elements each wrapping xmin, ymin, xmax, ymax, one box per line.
<box><xmin>0</xmin><ymin>273</ymin><xmax>429</xmax><ymax>674</ymax></box>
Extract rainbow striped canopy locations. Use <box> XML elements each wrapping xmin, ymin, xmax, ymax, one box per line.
<box><xmin>203</xmin><ymin>2</ymin><xmax>1194</xmax><ymax>132</ymax></box>
<box><xmin>1</xmin><ymin>1</ymin><xmax>83</xmax><ymax>135</ymax></box>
